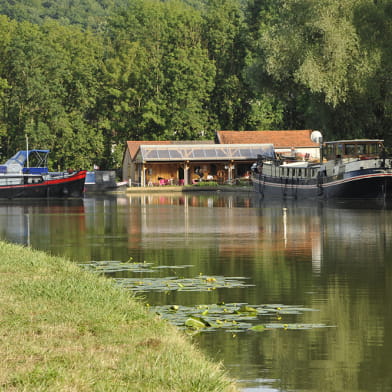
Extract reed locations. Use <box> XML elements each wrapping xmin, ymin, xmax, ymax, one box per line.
<box><xmin>0</xmin><ymin>241</ymin><xmax>237</xmax><ymax>391</ymax></box>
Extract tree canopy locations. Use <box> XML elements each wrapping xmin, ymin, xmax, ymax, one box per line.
<box><xmin>0</xmin><ymin>0</ymin><xmax>391</xmax><ymax>169</ymax></box>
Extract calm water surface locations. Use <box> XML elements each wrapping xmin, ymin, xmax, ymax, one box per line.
<box><xmin>1</xmin><ymin>193</ymin><xmax>392</xmax><ymax>392</ymax></box>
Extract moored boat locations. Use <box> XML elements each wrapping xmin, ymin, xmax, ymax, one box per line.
<box><xmin>251</xmin><ymin>133</ymin><xmax>392</xmax><ymax>200</ymax></box>
<box><xmin>0</xmin><ymin>150</ymin><xmax>86</xmax><ymax>198</ymax></box>
<box><xmin>84</xmin><ymin>170</ymin><xmax>127</xmax><ymax>193</ymax></box>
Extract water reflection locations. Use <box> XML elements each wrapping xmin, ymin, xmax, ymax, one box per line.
<box><xmin>0</xmin><ymin>193</ymin><xmax>391</xmax><ymax>391</ymax></box>
<box><xmin>0</xmin><ymin>199</ymin><xmax>85</xmax><ymax>252</ymax></box>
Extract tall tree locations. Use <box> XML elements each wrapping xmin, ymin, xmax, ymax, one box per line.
<box><xmin>250</xmin><ymin>0</ymin><xmax>392</xmax><ymax>139</ymax></box>
<box><xmin>101</xmin><ymin>0</ymin><xmax>216</xmax><ymax>157</ymax></box>
<box><xmin>242</xmin><ymin>0</ymin><xmax>286</xmax><ymax>129</ymax></box>
<box><xmin>201</xmin><ymin>0</ymin><xmax>249</xmax><ymax>130</ymax></box>
<box><xmin>0</xmin><ymin>17</ymin><xmax>105</xmax><ymax>168</ymax></box>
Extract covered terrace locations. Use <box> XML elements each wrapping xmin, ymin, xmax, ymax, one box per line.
<box><xmin>128</xmin><ymin>144</ymin><xmax>275</xmax><ymax>187</ymax></box>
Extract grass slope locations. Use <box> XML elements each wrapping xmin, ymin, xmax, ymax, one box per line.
<box><xmin>0</xmin><ymin>241</ymin><xmax>237</xmax><ymax>391</ymax></box>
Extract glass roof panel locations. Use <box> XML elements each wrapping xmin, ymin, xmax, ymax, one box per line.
<box><xmin>231</xmin><ymin>148</ymin><xmax>241</xmax><ymax>157</ymax></box>
<box><xmin>169</xmin><ymin>150</ymin><xmax>182</xmax><ymax>159</ymax></box>
<box><xmin>158</xmin><ymin>150</ymin><xmax>170</xmax><ymax>159</ymax></box>
<box><xmin>138</xmin><ymin>144</ymin><xmax>275</xmax><ymax>161</ymax></box>
<box><xmin>239</xmin><ymin>148</ymin><xmax>252</xmax><ymax>156</ymax></box>
<box><xmin>145</xmin><ymin>150</ymin><xmax>159</xmax><ymax>159</ymax></box>
<box><xmin>192</xmin><ymin>149</ymin><xmax>205</xmax><ymax>158</ymax></box>
<box><xmin>215</xmin><ymin>149</ymin><xmax>227</xmax><ymax>158</ymax></box>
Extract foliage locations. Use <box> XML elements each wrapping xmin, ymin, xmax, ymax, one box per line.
<box><xmin>0</xmin><ymin>16</ymin><xmax>105</xmax><ymax>168</ymax></box>
<box><xmin>102</xmin><ymin>0</ymin><xmax>216</xmax><ymax>147</ymax></box>
<box><xmin>251</xmin><ymin>0</ymin><xmax>392</xmax><ymax>140</ymax></box>
<box><xmin>0</xmin><ymin>0</ymin><xmax>392</xmax><ymax>168</ymax></box>
<box><xmin>0</xmin><ymin>0</ymin><xmax>124</xmax><ymax>30</ymax></box>
<box><xmin>193</xmin><ymin>181</ymin><xmax>219</xmax><ymax>187</ymax></box>
<box><xmin>200</xmin><ymin>0</ymin><xmax>249</xmax><ymax>130</ymax></box>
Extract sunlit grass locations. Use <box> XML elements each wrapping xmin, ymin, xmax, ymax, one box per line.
<box><xmin>0</xmin><ymin>241</ymin><xmax>237</xmax><ymax>391</ymax></box>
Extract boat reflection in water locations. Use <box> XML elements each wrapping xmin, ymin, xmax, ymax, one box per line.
<box><xmin>0</xmin><ymin>199</ymin><xmax>85</xmax><ymax>248</ymax></box>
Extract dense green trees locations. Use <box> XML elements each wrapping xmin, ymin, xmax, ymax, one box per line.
<box><xmin>0</xmin><ymin>0</ymin><xmax>391</xmax><ymax>169</ymax></box>
<box><xmin>0</xmin><ymin>16</ymin><xmax>104</xmax><ymax>168</ymax></box>
<box><xmin>251</xmin><ymin>0</ymin><xmax>392</xmax><ymax>140</ymax></box>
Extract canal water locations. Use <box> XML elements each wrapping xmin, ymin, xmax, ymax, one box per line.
<box><xmin>0</xmin><ymin>193</ymin><xmax>392</xmax><ymax>392</ymax></box>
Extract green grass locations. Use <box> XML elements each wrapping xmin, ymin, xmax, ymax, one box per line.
<box><xmin>0</xmin><ymin>241</ymin><xmax>237</xmax><ymax>392</ymax></box>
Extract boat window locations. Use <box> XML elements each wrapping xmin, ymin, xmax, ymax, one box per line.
<box><xmin>27</xmin><ymin>177</ymin><xmax>43</xmax><ymax>184</ymax></box>
<box><xmin>3</xmin><ymin>178</ymin><xmax>23</xmax><ymax>185</ymax></box>
<box><xmin>298</xmin><ymin>169</ymin><xmax>302</xmax><ymax>176</ymax></box>
<box><xmin>367</xmin><ymin>143</ymin><xmax>380</xmax><ymax>155</ymax></box>
<box><xmin>324</xmin><ymin>144</ymin><xmax>334</xmax><ymax>160</ymax></box>
<box><xmin>337</xmin><ymin>144</ymin><xmax>344</xmax><ymax>158</ymax></box>
<box><xmin>344</xmin><ymin>144</ymin><xmax>356</xmax><ymax>156</ymax></box>
<box><xmin>356</xmin><ymin>144</ymin><xmax>365</xmax><ymax>155</ymax></box>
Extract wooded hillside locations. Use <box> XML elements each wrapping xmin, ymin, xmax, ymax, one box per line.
<box><xmin>0</xmin><ymin>0</ymin><xmax>390</xmax><ymax>169</ymax></box>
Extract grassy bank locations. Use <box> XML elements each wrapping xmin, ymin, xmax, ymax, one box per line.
<box><xmin>0</xmin><ymin>241</ymin><xmax>237</xmax><ymax>392</ymax></box>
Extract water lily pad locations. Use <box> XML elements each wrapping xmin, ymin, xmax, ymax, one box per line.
<box><xmin>151</xmin><ymin>303</ymin><xmax>330</xmax><ymax>334</ymax></box>
<box><xmin>79</xmin><ymin>260</ymin><xmax>330</xmax><ymax>335</ymax></box>
<box><xmin>264</xmin><ymin>323</ymin><xmax>331</xmax><ymax>330</ymax></box>
<box><xmin>79</xmin><ymin>260</ymin><xmax>156</xmax><ymax>273</ymax></box>
<box><xmin>154</xmin><ymin>265</ymin><xmax>194</xmax><ymax>270</ymax></box>
<box><xmin>115</xmin><ymin>275</ymin><xmax>253</xmax><ymax>293</ymax></box>
<box><xmin>79</xmin><ymin>260</ymin><xmax>195</xmax><ymax>274</ymax></box>
<box><xmin>235</xmin><ymin>305</ymin><xmax>258</xmax><ymax>314</ymax></box>
<box><xmin>185</xmin><ymin>316</ymin><xmax>211</xmax><ymax>329</ymax></box>
<box><xmin>249</xmin><ymin>325</ymin><xmax>266</xmax><ymax>332</ymax></box>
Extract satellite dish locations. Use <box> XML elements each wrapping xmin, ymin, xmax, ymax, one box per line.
<box><xmin>311</xmin><ymin>130</ymin><xmax>323</xmax><ymax>144</ymax></box>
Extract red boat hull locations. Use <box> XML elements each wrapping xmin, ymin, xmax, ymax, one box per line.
<box><xmin>0</xmin><ymin>170</ymin><xmax>86</xmax><ymax>199</ymax></box>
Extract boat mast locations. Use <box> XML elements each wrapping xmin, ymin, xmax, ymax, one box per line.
<box><xmin>26</xmin><ymin>134</ymin><xmax>29</xmax><ymax>168</ymax></box>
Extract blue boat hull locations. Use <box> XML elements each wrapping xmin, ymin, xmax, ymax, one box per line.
<box><xmin>252</xmin><ymin>172</ymin><xmax>392</xmax><ymax>200</ymax></box>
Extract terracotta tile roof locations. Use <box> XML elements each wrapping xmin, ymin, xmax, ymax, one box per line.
<box><xmin>126</xmin><ymin>140</ymin><xmax>215</xmax><ymax>160</ymax></box>
<box><xmin>216</xmin><ymin>130</ymin><xmax>319</xmax><ymax>148</ymax></box>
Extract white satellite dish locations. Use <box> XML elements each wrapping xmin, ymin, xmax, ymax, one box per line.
<box><xmin>311</xmin><ymin>130</ymin><xmax>323</xmax><ymax>144</ymax></box>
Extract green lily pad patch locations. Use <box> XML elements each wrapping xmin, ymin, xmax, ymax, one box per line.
<box><xmin>79</xmin><ymin>260</ymin><xmax>333</xmax><ymax>334</ymax></box>
<box><xmin>115</xmin><ymin>275</ymin><xmax>254</xmax><ymax>293</ymax></box>
<box><xmin>79</xmin><ymin>260</ymin><xmax>193</xmax><ymax>274</ymax></box>
<box><xmin>151</xmin><ymin>303</ymin><xmax>331</xmax><ymax>333</ymax></box>
<box><xmin>259</xmin><ymin>323</ymin><xmax>331</xmax><ymax>331</ymax></box>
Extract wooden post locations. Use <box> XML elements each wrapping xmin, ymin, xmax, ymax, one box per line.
<box><xmin>141</xmin><ymin>163</ymin><xmax>146</xmax><ymax>187</ymax></box>
<box><xmin>183</xmin><ymin>161</ymin><xmax>189</xmax><ymax>185</ymax></box>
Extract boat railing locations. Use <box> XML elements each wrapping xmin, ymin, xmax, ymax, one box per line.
<box><xmin>254</xmin><ymin>154</ymin><xmax>322</xmax><ymax>180</ymax></box>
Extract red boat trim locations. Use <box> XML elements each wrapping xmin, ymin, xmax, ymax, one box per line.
<box><xmin>0</xmin><ymin>171</ymin><xmax>87</xmax><ymax>190</ymax></box>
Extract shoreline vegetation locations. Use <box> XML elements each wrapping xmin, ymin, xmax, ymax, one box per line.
<box><xmin>0</xmin><ymin>241</ymin><xmax>237</xmax><ymax>391</ymax></box>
